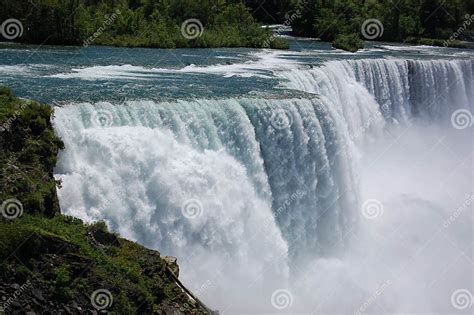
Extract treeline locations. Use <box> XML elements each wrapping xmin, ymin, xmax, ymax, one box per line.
<box><xmin>1</xmin><ymin>0</ymin><xmax>472</xmax><ymax>50</ymax></box>
<box><xmin>245</xmin><ymin>0</ymin><xmax>474</xmax><ymax>43</ymax></box>
<box><xmin>0</xmin><ymin>0</ymin><xmax>288</xmax><ymax>49</ymax></box>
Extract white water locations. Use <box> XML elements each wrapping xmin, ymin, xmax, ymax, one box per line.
<box><xmin>53</xmin><ymin>57</ymin><xmax>473</xmax><ymax>313</ymax></box>
<box><xmin>48</xmin><ymin>51</ymin><xmax>294</xmax><ymax>80</ymax></box>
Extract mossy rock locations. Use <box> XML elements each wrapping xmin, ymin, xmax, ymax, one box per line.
<box><xmin>0</xmin><ymin>87</ymin><xmax>64</xmax><ymax>217</ymax></box>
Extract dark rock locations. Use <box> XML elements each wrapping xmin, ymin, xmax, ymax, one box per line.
<box><xmin>63</xmin><ymin>305</ymin><xmax>72</xmax><ymax>314</ymax></box>
<box><xmin>9</xmin><ymin>300</ymin><xmax>22</xmax><ymax>309</ymax></box>
<box><xmin>163</xmin><ymin>256</ymin><xmax>180</xmax><ymax>277</ymax></box>
<box><xmin>89</xmin><ymin>228</ymin><xmax>120</xmax><ymax>247</ymax></box>
<box><xmin>10</xmin><ymin>283</ymin><xmax>20</xmax><ymax>290</ymax></box>
<box><xmin>31</xmin><ymin>289</ymin><xmax>44</xmax><ymax>302</ymax></box>
<box><xmin>39</xmin><ymin>234</ymin><xmax>80</xmax><ymax>254</ymax></box>
<box><xmin>31</xmin><ymin>298</ymin><xmax>42</xmax><ymax>306</ymax></box>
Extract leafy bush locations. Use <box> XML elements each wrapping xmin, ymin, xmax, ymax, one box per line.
<box><xmin>332</xmin><ymin>33</ymin><xmax>364</xmax><ymax>52</ymax></box>
<box><xmin>0</xmin><ymin>86</ymin><xmax>12</xmax><ymax>97</ymax></box>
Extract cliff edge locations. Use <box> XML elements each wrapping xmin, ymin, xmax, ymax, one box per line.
<box><xmin>0</xmin><ymin>87</ymin><xmax>214</xmax><ymax>314</ymax></box>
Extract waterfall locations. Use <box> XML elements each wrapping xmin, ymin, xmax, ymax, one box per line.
<box><xmin>277</xmin><ymin>58</ymin><xmax>473</xmax><ymax>123</ymax></box>
<box><xmin>53</xmin><ymin>57</ymin><xmax>473</xmax><ymax>311</ymax></box>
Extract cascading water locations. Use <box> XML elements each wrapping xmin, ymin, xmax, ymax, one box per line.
<box><xmin>53</xmin><ymin>56</ymin><xmax>473</xmax><ymax>313</ymax></box>
<box><xmin>53</xmin><ymin>96</ymin><xmax>363</xmax><ymax>309</ymax></box>
<box><xmin>277</xmin><ymin>59</ymin><xmax>473</xmax><ymax>123</ymax></box>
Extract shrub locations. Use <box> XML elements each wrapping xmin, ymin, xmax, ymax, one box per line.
<box><xmin>332</xmin><ymin>33</ymin><xmax>364</xmax><ymax>52</ymax></box>
<box><xmin>0</xmin><ymin>86</ymin><xmax>12</xmax><ymax>97</ymax></box>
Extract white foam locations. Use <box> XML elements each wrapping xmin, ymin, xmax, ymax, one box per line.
<box><xmin>53</xmin><ymin>99</ymin><xmax>292</xmax><ymax>312</ymax></box>
<box><xmin>0</xmin><ymin>64</ymin><xmax>51</xmax><ymax>75</ymax></box>
<box><xmin>378</xmin><ymin>44</ymin><xmax>442</xmax><ymax>51</ymax></box>
<box><xmin>47</xmin><ymin>50</ymin><xmax>296</xmax><ymax>80</ymax></box>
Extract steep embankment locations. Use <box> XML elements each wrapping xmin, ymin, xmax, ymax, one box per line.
<box><xmin>0</xmin><ymin>87</ymin><xmax>212</xmax><ymax>314</ymax></box>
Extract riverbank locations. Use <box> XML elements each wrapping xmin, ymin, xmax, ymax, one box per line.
<box><xmin>331</xmin><ymin>36</ymin><xmax>474</xmax><ymax>53</ymax></box>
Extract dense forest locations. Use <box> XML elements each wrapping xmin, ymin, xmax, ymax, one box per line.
<box><xmin>0</xmin><ymin>0</ymin><xmax>473</xmax><ymax>49</ymax></box>
<box><xmin>246</xmin><ymin>0</ymin><xmax>474</xmax><ymax>42</ymax></box>
<box><xmin>0</xmin><ymin>0</ymin><xmax>287</xmax><ymax>48</ymax></box>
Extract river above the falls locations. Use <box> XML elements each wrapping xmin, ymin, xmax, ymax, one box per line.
<box><xmin>1</xmin><ymin>39</ymin><xmax>471</xmax><ymax>103</ymax></box>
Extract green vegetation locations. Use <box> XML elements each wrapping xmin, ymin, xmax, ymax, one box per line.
<box><xmin>332</xmin><ymin>33</ymin><xmax>363</xmax><ymax>52</ymax></box>
<box><xmin>246</xmin><ymin>0</ymin><xmax>473</xmax><ymax>42</ymax></box>
<box><xmin>0</xmin><ymin>0</ymin><xmax>287</xmax><ymax>49</ymax></box>
<box><xmin>0</xmin><ymin>215</ymin><xmax>208</xmax><ymax>313</ymax></box>
<box><xmin>244</xmin><ymin>0</ymin><xmax>474</xmax><ymax>51</ymax></box>
<box><xmin>2</xmin><ymin>0</ymin><xmax>471</xmax><ymax>51</ymax></box>
<box><xmin>0</xmin><ymin>88</ymin><xmax>211</xmax><ymax>313</ymax></box>
<box><xmin>0</xmin><ymin>87</ymin><xmax>64</xmax><ymax>217</ymax></box>
<box><xmin>405</xmin><ymin>37</ymin><xmax>474</xmax><ymax>49</ymax></box>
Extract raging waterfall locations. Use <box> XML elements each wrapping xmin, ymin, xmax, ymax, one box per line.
<box><xmin>53</xmin><ymin>58</ymin><xmax>473</xmax><ymax>312</ymax></box>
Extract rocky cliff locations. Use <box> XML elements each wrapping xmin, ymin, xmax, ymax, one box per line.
<box><xmin>0</xmin><ymin>87</ymin><xmax>214</xmax><ymax>314</ymax></box>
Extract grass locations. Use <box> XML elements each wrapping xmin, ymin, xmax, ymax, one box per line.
<box><xmin>0</xmin><ymin>214</ymin><xmax>174</xmax><ymax>312</ymax></box>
